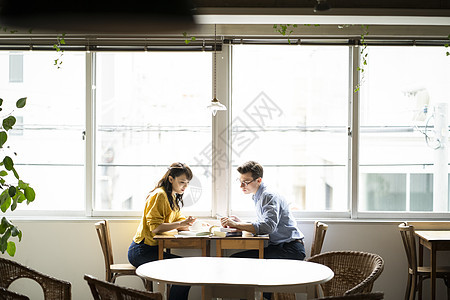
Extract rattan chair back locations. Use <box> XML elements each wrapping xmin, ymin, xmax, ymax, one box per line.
<box><xmin>306</xmin><ymin>251</ymin><xmax>384</xmax><ymax>297</ymax></box>
<box><xmin>0</xmin><ymin>287</ymin><xmax>30</xmax><ymax>300</ymax></box>
<box><xmin>311</xmin><ymin>221</ymin><xmax>329</xmax><ymax>257</ymax></box>
<box><xmin>315</xmin><ymin>291</ymin><xmax>384</xmax><ymax>299</ymax></box>
<box><xmin>0</xmin><ymin>257</ymin><xmax>71</xmax><ymax>300</ymax></box>
<box><xmin>84</xmin><ymin>274</ymin><xmax>162</xmax><ymax>300</ymax></box>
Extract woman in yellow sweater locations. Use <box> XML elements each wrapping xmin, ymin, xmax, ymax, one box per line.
<box><xmin>128</xmin><ymin>162</ymin><xmax>196</xmax><ymax>300</ymax></box>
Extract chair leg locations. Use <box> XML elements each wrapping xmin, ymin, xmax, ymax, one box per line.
<box><xmin>143</xmin><ymin>279</ymin><xmax>153</xmax><ymax>292</ymax></box>
<box><xmin>405</xmin><ymin>274</ymin><xmax>412</xmax><ymax>300</ymax></box>
<box><xmin>410</xmin><ymin>274</ymin><xmax>417</xmax><ymax>300</ymax></box>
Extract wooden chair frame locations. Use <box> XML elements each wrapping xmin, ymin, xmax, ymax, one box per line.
<box><xmin>95</xmin><ymin>220</ymin><xmax>152</xmax><ymax>291</ymax></box>
<box><xmin>311</xmin><ymin>221</ymin><xmax>329</xmax><ymax>258</ymax></box>
<box><xmin>398</xmin><ymin>222</ymin><xmax>450</xmax><ymax>300</ymax></box>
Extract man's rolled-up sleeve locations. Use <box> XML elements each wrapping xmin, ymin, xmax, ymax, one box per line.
<box><xmin>252</xmin><ymin>194</ymin><xmax>279</xmax><ymax>235</ymax></box>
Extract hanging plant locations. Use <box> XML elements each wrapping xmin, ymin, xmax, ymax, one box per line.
<box><xmin>445</xmin><ymin>34</ymin><xmax>450</xmax><ymax>56</ymax></box>
<box><xmin>273</xmin><ymin>24</ymin><xmax>298</xmax><ymax>44</ymax></box>
<box><xmin>53</xmin><ymin>33</ymin><xmax>66</xmax><ymax>69</ymax></box>
<box><xmin>182</xmin><ymin>32</ymin><xmax>196</xmax><ymax>44</ymax></box>
<box><xmin>354</xmin><ymin>25</ymin><xmax>369</xmax><ymax>92</ymax></box>
<box><xmin>0</xmin><ymin>97</ymin><xmax>36</xmax><ymax>256</ymax></box>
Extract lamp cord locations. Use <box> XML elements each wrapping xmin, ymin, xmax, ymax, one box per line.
<box><xmin>213</xmin><ymin>24</ymin><xmax>217</xmax><ymax>99</ymax></box>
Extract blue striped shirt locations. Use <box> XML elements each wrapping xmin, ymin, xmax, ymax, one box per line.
<box><xmin>251</xmin><ymin>182</ymin><xmax>304</xmax><ymax>245</ymax></box>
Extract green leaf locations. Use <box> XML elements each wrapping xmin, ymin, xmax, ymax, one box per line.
<box><xmin>11</xmin><ymin>225</ymin><xmax>20</xmax><ymax>237</ymax></box>
<box><xmin>0</xmin><ymin>98</ymin><xmax>3</xmax><ymax>106</ymax></box>
<box><xmin>2</xmin><ymin>116</ymin><xmax>16</xmax><ymax>131</ymax></box>
<box><xmin>0</xmin><ymin>217</ymin><xmax>6</xmax><ymax>234</ymax></box>
<box><xmin>0</xmin><ymin>131</ymin><xmax>7</xmax><ymax>148</ymax></box>
<box><xmin>3</xmin><ymin>156</ymin><xmax>13</xmax><ymax>171</ymax></box>
<box><xmin>18</xmin><ymin>180</ymin><xmax>28</xmax><ymax>189</ymax></box>
<box><xmin>16</xmin><ymin>97</ymin><xmax>27</xmax><ymax>108</ymax></box>
<box><xmin>1</xmin><ymin>227</ymin><xmax>11</xmax><ymax>243</ymax></box>
<box><xmin>17</xmin><ymin>230</ymin><xmax>22</xmax><ymax>241</ymax></box>
<box><xmin>24</xmin><ymin>187</ymin><xmax>35</xmax><ymax>202</ymax></box>
<box><xmin>0</xmin><ymin>196</ymin><xmax>11</xmax><ymax>212</ymax></box>
<box><xmin>15</xmin><ymin>189</ymin><xmax>26</xmax><ymax>203</ymax></box>
<box><xmin>6</xmin><ymin>241</ymin><xmax>16</xmax><ymax>256</ymax></box>
<box><xmin>12</xmin><ymin>167</ymin><xmax>19</xmax><ymax>180</ymax></box>
<box><xmin>0</xmin><ymin>190</ymin><xmax>8</xmax><ymax>206</ymax></box>
<box><xmin>11</xmin><ymin>195</ymin><xmax>17</xmax><ymax>211</ymax></box>
<box><xmin>0</xmin><ymin>239</ymin><xmax>6</xmax><ymax>253</ymax></box>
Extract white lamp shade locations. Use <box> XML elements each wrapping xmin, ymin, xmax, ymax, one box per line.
<box><xmin>207</xmin><ymin>98</ymin><xmax>227</xmax><ymax>116</ymax></box>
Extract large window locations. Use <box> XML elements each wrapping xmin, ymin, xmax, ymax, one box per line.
<box><xmin>1</xmin><ymin>42</ymin><xmax>449</xmax><ymax>219</ymax></box>
<box><xmin>95</xmin><ymin>52</ymin><xmax>212</xmax><ymax>214</ymax></box>
<box><xmin>0</xmin><ymin>51</ymin><xmax>85</xmax><ymax>212</ymax></box>
<box><xmin>231</xmin><ymin>45</ymin><xmax>349</xmax><ymax>214</ymax></box>
<box><xmin>359</xmin><ymin>46</ymin><xmax>450</xmax><ymax>213</ymax></box>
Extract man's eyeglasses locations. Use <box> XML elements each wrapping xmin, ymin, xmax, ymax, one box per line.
<box><xmin>236</xmin><ymin>178</ymin><xmax>256</xmax><ymax>187</ymax></box>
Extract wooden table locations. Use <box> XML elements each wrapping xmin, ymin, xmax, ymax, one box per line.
<box><xmin>415</xmin><ymin>230</ymin><xmax>450</xmax><ymax>300</ymax></box>
<box><xmin>154</xmin><ymin>235</ymin><xmax>210</xmax><ymax>260</ymax></box>
<box><xmin>212</xmin><ymin>233</ymin><xmax>269</xmax><ymax>259</ymax></box>
<box><xmin>136</xmin><ymin>257</ymin><xmax>334</xmax><ymax>300</ymax></box>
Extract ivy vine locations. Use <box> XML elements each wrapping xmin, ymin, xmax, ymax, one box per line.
<box><xmin>273</xmin><ymin>24</ymin><xmax>298</xmax><ymax>44</ymax></box>
<box><xmin>53</xmin><ymin>33</ymin><xmax>66</xmax><ymax>69</ymax></box>
<box><xmin>182</xmin><ymin>32</ymin><xmax>196</xmax><ymax>44</ymax></box>
<box><xmin>445</xmin><ymin>34</ymin><xmax>450</xmax><ymax>56</ymax></box>
<box><xmin>354</xmin><ymin>25</ymin><xmax>369</xmax><ymax>92</ymax></box>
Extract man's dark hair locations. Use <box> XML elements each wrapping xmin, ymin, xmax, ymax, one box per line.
<box><xmin>237</xmin><ymin>161</ymin><xmax>263</xmax><ymax>179</ymax></box>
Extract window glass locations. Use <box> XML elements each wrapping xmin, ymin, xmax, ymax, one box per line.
<box><xmin>0</xmin><ymin>51</ymin><xmax>86</xmax><ymax>211</ymax></box>
<box><xmin>95</xmin><ymin>52</ymin><xmax>212</xmax><ymax>212</ymax></box>
<box><xmin>231</xmin><ymin>45</ymin><xmax>349</xmax><ymax>212</ymax></box>
<box><xmin>359</xmin><ymin>46</ymin><xmax>450</xmax><ymax>212</ymax></box>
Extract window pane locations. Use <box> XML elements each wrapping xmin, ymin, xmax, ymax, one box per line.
<box><xmin>359</xmin><ymin>46</ymin><xmax>450</xmax><ymax>212</ymax></box>
<box><xmin>231</xmin><ymin>45</ymin><xmax>349</xmax><ymax>212</ymax></box>
<box><xmin>0</xmin><ymin>51</ymin><xmax>86</xmax><ymax>211</ymax></box>
<box><xmin>95</xmin><ymin>52</ymin><xmax>212</xmax><ymax>212</ymax></box>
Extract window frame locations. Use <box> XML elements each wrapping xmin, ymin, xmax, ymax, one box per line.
<box><xmin>2</xmin><ymin>39</ymin><xmax>450</xmax><ymax>220</ymax></box>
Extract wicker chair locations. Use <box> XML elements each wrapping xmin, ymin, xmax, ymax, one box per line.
<box><xmin>0</xmin><ymin>287</ymin><xmax>30</xmax><ymax>300</ymax></box>
<box><xmin>306</xmin><ymin>251</ymin><xmax>384</xmax><ymax>297</ymax></box>
<box><xmin>398</xmin><ymin>222</ymin><xmax>450</xmax><ymax>300</ymax></box>
<box><xmin>314</xmin><ymin>291</ymin><xmax>384</xmax><ymax>299</ymax></box>
<box><xmin>95</xmin><ymin>220</ymin><xmax>152</xmax><ymax>291</ymax></box>
<box><xmin>274</xmin><ymin>221</ymin><xmax>330</xmax><ymax>300</ymax></box>
<box><xmin>84</xmin><ymin>274</ymin><xmax>162</xmax><ymax>300</ymax></box>
<box><xmin>0</xmin><ymin>257</ymin><xmax>71</xmax><ymax>300</ymax></box>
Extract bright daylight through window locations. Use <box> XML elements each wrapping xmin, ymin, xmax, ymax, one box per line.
<box><xmin>0</xmin><ymin>44</ymin><xmax>449</xmax><ymax>218</ymax></box>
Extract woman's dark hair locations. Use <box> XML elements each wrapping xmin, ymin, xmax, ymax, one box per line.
<box><xmin>237</xmin><ymin>161</ymin><xmax>263</xmax><ymax>179</ymax></box>
<box><xmin>152</xmin><ymin>162</ymin><xmax>193</xmax><ymax>211</ymax></box>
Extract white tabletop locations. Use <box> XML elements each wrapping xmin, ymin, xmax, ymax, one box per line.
<box><xmin>137</xmin><ymin>257</ymin><xmax>333</xmax><ymax>293</ymax></box>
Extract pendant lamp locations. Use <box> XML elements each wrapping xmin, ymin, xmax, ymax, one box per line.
<box><xmin>207</xmin><ymin>24</ymin><xmax>227</xmax><ymax>116</ymax></box>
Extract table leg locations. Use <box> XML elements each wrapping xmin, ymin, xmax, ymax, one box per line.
<box><xmin>154</xmin><ymin>281</ymin><xmax>168</xmax><ymax>300</ymax></box>
<box><xmin>158</xmin><ymin>240</ymin><xmax>164</xmax><ymax>260</ymax></box>
<box><xmin>430</xmin><ymin>243</ymin><xmax>436</xmax><ymax>300</ymax></box>
<box><xmin>216</xmin><ymin>240</ymin><xmax>223</xmax><ymax>257</ymax></box>
<box><xmin>259</xmin><ymin>240</ymin><xmax>264</xmax><ymax>259</ymax></box>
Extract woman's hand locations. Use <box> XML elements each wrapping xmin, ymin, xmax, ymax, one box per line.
<box><xmin>179</xmin><ymin>216</ymin><xmax>196</xmax><ymax>228</ymax></box>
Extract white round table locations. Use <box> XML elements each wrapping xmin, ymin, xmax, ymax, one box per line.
<box><xmin>137</xmin><ymin>257</ymin><xmax>334</xmax><ymax>299</ymax></box>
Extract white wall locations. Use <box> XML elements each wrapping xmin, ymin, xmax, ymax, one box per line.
<box><xmin>1</xmin><ymin>219</ymin><xmax>449</xmax><ymax>300</ymax></box>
